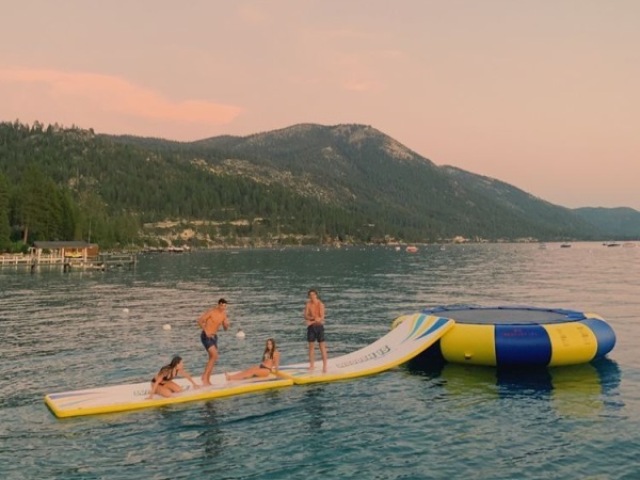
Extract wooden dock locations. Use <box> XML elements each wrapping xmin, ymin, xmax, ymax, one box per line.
<box><xmin>0</xmin><ymin>253</ymin><xmax>137</xmax><ymax>271</ymax></box>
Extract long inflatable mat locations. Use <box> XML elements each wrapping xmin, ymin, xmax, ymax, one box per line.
<box><xmin>45</xmin><ymin>373</ymin><xmax>293</xmax><ymax>418</ymax></box>
<box><xmin>278</xmin><ymin>314</ymin><xmax>455</xmax><ymax>385</ymax></box>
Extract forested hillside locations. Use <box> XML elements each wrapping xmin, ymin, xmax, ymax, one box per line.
<box><xmin>574</xmin><ymin>207</ymin><xmax>640</xmax><ymax>239</ymax></box>
<box><xmin>440</xmin><ymin>166</ymin><xmax>601</xmax><ymax>239</ymax></box>
<box><xmin>0</xmin><ymin>122</ymin><xmax>384</xmax><ymax>251</ymax></box>
<box><xmin>111</xmin><ymin>124</ymin><xmax>607</xmax><ymax>241</ymax></box>
<box><xmin>0</xmin><ymin>120</ymin><xmax>623</xmax><ymax>252</ymax></box>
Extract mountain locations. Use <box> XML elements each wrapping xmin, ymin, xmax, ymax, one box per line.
<box><xmin>440</xmin><ymin>166</ymin><xmax>602</xmax><ymax>239</ymax></box>
<box><xmin>1</xmin><ymin>121</ymin><xmax>632</xmax><ymax>248</ymax></box>
<box><xmin>573</xmin><ymin>207</ymin><xmax>640</xmax><ymax>239</ymax></box>
<box><xmin>178</xmin><ymin>123</ymin><xmax>603</xmax><ymax>241</ymax></box>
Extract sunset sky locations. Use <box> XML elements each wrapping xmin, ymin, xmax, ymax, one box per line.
<box><xmin>2</xmin><ymin>1</ymin><xmax>638</xmax><ymax>210</ymax></box>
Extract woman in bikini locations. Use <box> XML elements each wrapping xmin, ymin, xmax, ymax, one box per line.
<box><xmin>147</xmin><ymin>355</ymin><xmax>199</xmax><ymax>399</ymax></box>
<box><xmin>225</xmin><ymin>338</ymin><xmax>280</xmax><ymax>381</ymax></box>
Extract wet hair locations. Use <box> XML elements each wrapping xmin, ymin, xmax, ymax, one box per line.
<box><xmin>264</xmin><ymin>338</ymin><xmax>276</xmax><ymax>360</ymax></box>
<box><xmin>168</xmin><ymin>355</ymin><xmax>182</xmax><ymax>369</ymax></box>
<box><xmin>218</xmin><ymin>298</ymin><xmax>228</xmax><ymax>305</ymax></box>
<box><xmin>161</xmin><ymin>355</ymin><xmax>182</xmax><ymax>372</ymax></box>
<box><xmin>307</xmin><ymin>289</ymin><xmax>319</xmax><ymax>297</ymax></box>
<box><xmin>158</xmin><ymin>355</ymin><xmax>182</xmax><ymax>379</ymax></box>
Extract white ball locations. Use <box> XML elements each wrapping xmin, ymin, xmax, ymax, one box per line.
<box><xmin>236</xmin><ymin>329</ymin><xmax>246</xmax><ymax>339</ymax></box>
<box><xmin>162</xmin><ymin>324</ymin><xmax>172</xmax><ymax>331</ymax></box>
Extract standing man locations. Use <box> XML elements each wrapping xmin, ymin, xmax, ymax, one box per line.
<box><xmin>304</xmin><ymin>289</ymin><xmax>328</xmax><ymax>372</ymax></box>
<box><xmin>197</xmin><ymin>298</ymin><xmax>230</xmax><ymax>385</ymax></box>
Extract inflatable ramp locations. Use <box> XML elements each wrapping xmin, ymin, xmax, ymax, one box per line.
<box><xmin>278</xmin><ymin>314</ymin><xmax>455</xmax><ymax>384</ymax></box>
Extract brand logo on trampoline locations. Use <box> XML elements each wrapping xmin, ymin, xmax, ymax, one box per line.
<box><xmin>335</xmin><ymin>344</ymin><xmax>391</xmax><ymax>368</ymax></box>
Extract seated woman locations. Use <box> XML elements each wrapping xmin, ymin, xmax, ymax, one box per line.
<box><xmin>147</xmin><ymin>355</ymin><xmax>199</xmax><ymax>399</ymax></box>
<box><xmin>225</xmin><ymin>338</ymin><xmax>280</xmax><ymax>381</ymax></box>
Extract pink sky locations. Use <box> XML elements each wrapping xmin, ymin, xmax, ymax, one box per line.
<box><xmin>1</xmin><ymin>1</ymin><xmax>639</xmax><ymax>210</ymax></box>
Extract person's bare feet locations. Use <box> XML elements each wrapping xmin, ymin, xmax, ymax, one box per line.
<box><xmin>224</xmin><ymin>372</ymin><xmax>231</xmax><ymax>381</ymax></box>
<box><xmin>201</xmin><ymin>375</ymin><xmax>211</xmax><ymax>386</ymax></box>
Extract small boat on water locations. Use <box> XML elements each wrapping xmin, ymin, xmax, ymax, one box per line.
<box><xmin>405</xmin><ymin>245</ymin><xmax>418</xmax><ymax>253</ymax></box>
<box><xmin>560</xmin><ymin>243</ymin><xmax>572</xmax><ymax>248</ymax></box>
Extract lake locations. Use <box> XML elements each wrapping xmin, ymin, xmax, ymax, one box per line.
<box><xmin>1</xmin><ymin>243</ymin><xmax>639</xmax><ymax>479</ymax></box>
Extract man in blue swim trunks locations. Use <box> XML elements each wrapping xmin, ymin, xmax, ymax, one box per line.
<box><xmin>304</xmin><ymin>289</ymin><xmax>328</xmax><ymax>372</ymax></box>
<box><xmin>197</xmin><ymin>298</ymin><xmax>230</xmax><ymax>385</ymax></box>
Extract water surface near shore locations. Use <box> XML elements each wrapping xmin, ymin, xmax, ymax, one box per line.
<box><xmin>1</xmin><ymin>243</ymin><xmax>639</xmax><ymax>479</ymax></box>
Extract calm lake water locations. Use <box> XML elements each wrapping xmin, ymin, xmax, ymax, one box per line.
<box><xmin>1</xmin><ymin>243</ymin><xmax>639</xmax><ymax>479</ymax></box>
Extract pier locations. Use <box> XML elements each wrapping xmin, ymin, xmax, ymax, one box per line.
<box><xmin>0</xmin><ymin>253</ymin><xmax>137</xmax><ymax>272</ymax></box>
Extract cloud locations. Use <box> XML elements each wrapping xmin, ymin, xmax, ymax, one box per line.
<box><xmin>0</xmin><ymin>66</ymin><xmax>243</xmax><ymax>126</ymax></box>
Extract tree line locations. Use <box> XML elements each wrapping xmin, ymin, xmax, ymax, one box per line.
<box><xmin>0</xmin><ymin>121</ymin><xmax>385</xmax><ymax>252</ymax></box>
<box><xmin>0</xmin><ymin>119</ymin><xmax>603</xmax><ymax>253</ymax></box>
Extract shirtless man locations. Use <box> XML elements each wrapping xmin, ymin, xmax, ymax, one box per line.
<box><xmin>304</xmin><ymin>289</ymin><xmax>328</xmax><ymax>372</ymax></box>
<box><xmin>197</xmin><ymin>298</ymin><xmax>230</xmax><ymax>385</ymax></box>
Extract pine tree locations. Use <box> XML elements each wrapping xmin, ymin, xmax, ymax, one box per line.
<box><xmin>0</xmin><ymin>173</ymin><xmax>11</xmax><ymax>251</ymax></box>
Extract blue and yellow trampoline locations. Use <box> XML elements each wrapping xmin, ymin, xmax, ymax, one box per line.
<box><xmin>395</xmin><ymin>305</ymin><xmax>616</xmax><ymax>367</ymax></box>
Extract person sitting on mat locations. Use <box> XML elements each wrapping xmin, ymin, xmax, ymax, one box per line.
<box><xmin>148</xmin><ymin>355</ymin><xmax>199</xmax><ymax>399</ymax></box>
<box><xmin>225</xmin><ymin>338</ymin><xmax>280</xmax><ymax>381</ymax></box>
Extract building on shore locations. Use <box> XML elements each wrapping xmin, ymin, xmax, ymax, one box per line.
<box><xmin>32</xmin><ymin>241</ymin><xmax>99</xmax><ymax>261</ymax></box>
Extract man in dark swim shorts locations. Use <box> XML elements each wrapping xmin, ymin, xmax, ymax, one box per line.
<box><xmin>197</xmin><ymin>298</ymin><xmax>230</xmax><ymax>385</ymax></box>
<box><xmin>307</xmin><ymin>324</ymin><xmax>325</xmax><ymax>343</ymax></box>
<box><xmin>304</xmin><ymin>289</ymin><xmax>328</xmax><ymax>372</ymax></box>
<box><xmin>201</xmin><ymin>331</ymin><xmax>218</xmax><ymax>351</ymax></box>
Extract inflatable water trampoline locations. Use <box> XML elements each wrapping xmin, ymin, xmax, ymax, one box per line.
<box><xmin>393</xmin><ymin>306</ymin><xmax>616</xmax><ymax>367</ymax></box>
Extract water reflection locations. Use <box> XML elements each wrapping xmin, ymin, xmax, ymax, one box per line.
<box><xmin>1</xmin><ymin>245</ymin><xmax>638</xmax><ymax>480</ymax></box>
<box><xmin>407</xmin><ymin>356</ymin><xmax>621</xmax><ymax>417</ymax></box>
<box><xmin>198</xmin><ymin>401</ymin><xmax>224</xmax><ymax>460</ymax></box>
<box><xmin>302</xmin><ymin>386</ymin><xmax>325</xmax><ymax>431</ymax></box>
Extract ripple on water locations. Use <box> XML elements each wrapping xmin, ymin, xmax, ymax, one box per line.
<box><xmin>1</xmin><ymin>245</ymin><xmax>640</xmax><ymax>480</ymax></box>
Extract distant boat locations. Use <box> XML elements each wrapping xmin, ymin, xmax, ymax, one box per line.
<box><xmin>560</xmin><ymin>243</ymin><xmax>572</xmax><ymax>248</ymax></box>
<box><xmin>604</xmin><ymin>242</ymin><xmax>621</xmax><ymax>247</ymax></box>
<box><xmin>405</xmin><ymin>245</ymin><xmax>418</xmax><ymax>253</ymax></box>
